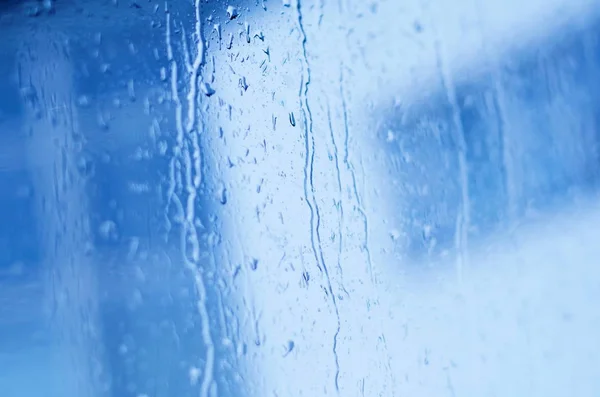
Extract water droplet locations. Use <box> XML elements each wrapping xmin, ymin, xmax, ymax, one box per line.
<box><xmin>97</xmin><ymin>112</ymin><xmax>110</xmax><ymax>130</ymax></box>
<box><xmin>422</xmin><ymin>224</ymin><xmax>432</xmax><ymax>239</ymax></box>
<box><xmin>283</xmin><ymin>340</ymin><xmax>295</xmax><ymax>356</ymax></box>
<box><xmin>219</xmin><ymin>187</ymin><xmax>228</xmax><ymax>205</ymax></box>
<box><xmin>201</xmin><ymin>82</ymin><xmax>216</xmax><ymax>97</ymax></box>
<box><xmin>27</xmin><ymin>5</ymin><xmax>42</xmax><ymax>17</ymax></box>
<box><xmin>390</xmin><ymin>229</ymin><xmax>400</xmax><ymax>241</ymax></box>
<box><xmin>128</xmin><ymin>42</ymin><xmax>137</xmax><ymax>55</ymax></box>
<box><xmin>226</xmin><ymin>5</ymin><xmax>238</xmax><ymax>20</ymax></box>
<box><xmin>289</xmin><ymin>112</ymin><xmax>296</xmax><ymax>127</ymax></box>
<box><xmin>157</xmin><ymin>140</ymin><xmax>168</xmax><ymax>155</ymax></box>
<box><xmin>189</xmin><ymin>367</ymin><xmax>201</xmax><ymax>386</ymax></box>
<box><xmin>237</xmin><ymin>342</ymin><xmax>247</xmax><ymax>357</ymax></box>
<box><xmin>43</xmin><ymin>0</ymin><xmax>53</xmax><ymax>12</ymax></box>
<box><xmin>99</xmin><ymin>220</ymin><xmax>118</xmax><ymax>241</ymax></box>
<box><xmin>282</xmin><ymin>0</ymin><xmax>291</xmax><ymax>7</ymax></box>
<box><xmin>76</xmin><ymin>155</ymin><xmax>95</xmax><ymax>178</ymax></box>
<box><xmin>250</xmin><ymin>258</ymin><xmax>258</xmax><ymax>271</ymax></box>
<box><xmin>414</xmin><ymin>21</ymin><xmax>423</xmax><ymax>33</ymax></box>
<box><xmin>239</xmin><ymin>76</ymin><xmax>249</xmax><ymax>91</ymax></box>
<box><xmin>128</xmin><ymin>79</ymin><xmax>136</xmax><ymax>102</ymax></box>
<box><xmin>302</xmin><ymin>271</ymin><xmax>310</xmax><ymax>284</ymax></box>
<box><xmin>214</xmin><ymin>23</ymin><xmax>222</xmax><ymax>41</ymax></box>
<box><xmin>127</xmin><ymin>237</ymin><xmax>140</xmax><ymax>260</ymax></box>
<box><xmin>160</xmin><ymin>67</ymin><xmax>167</xmax><ymax>81</ymax></box>
<box><xmin>244</xmin><ymin>22</ymin><xmax>251</xmax><ymax>43</ymax></box>
<box><xmin>77</xmin><ymin>95</ymin><xmax>91</xmax><ymax>108</ymax></box>
<box><xmin>386</xmin><ymin>129</ymin><xmax>395</xmax><ymax>142</ymax></box>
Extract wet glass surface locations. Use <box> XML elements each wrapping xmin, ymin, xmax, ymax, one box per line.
<box><xmin>2</xmin><ymin>0</ymin><xmax>600</xmax><ymax>396</ymax></box>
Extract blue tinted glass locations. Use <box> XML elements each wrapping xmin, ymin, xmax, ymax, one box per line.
<box><xmin>2</xmin><ymin>0</ymin><xmax>600</xmax><ymax>396</ymax></box>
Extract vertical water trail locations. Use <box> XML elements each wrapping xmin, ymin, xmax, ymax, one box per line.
<box><xmin>427</xmin><ymin>9</ymin><xmax>471</xmax><ymax>283</ymax></box>
<box><xmin>472</xmin><ymin>0</ymin><xmax>516</xmax><ymax>224</ymax></box>
<box><xmin>296</xmin><ymin>1</ymin><xmax>342</xmax><ymax>392</ymax></box>
<box><xmin>165</xmin><ymin>3</ymin><xmax>214</xmax><ymax>396</ymax></box>
<box><xmin>165</xmin><ymin>8</ymin><xmax>183</xmax><ymax>208</ymax></box>
<box><xmin>326</xmin><ymin>101</ymin><xmax>349</xmax><ymax>297</ymax></box>
<box><xmin>339</xmin><ymin>64</ymin><xmax>396</xmax><ymax>396</ymax></box>
<box><xmin>339</xmin><ymin>66</ymin><xmax>374</xmax><ymax>283</ymax></box>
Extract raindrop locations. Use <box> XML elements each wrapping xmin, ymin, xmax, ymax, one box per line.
<box><xmin>157</xmin><ymin>140</ymin><xmax>168</xmax><ymax>155</ymax></box>
<box><xmin>302</xmin><ymin>271</ymin><xmax>310</xmax><ymax>284</ymax></box>
<box><xmin>77</xmin><ymin>95</ymin><xmax>91</xmax><ymax>108</ymax></box>
<box><xmin>128</xmin><ymin>42</ymin><xmax>137</xmax><ymax>55</ymax></box>
<box><xmin>189</xmin><ymin>367</ymin><xmax>201</xmax><ymax>386</ymax></box>
<box><xmin>386</xmin><ymin>129</ymin><xmax>395</xmax><ymax>142</ymax></box>
<box><xmin>244</xmin><ymin>22</ymin><xmax>251</xmax><ymax>43</ymax></box>
<box><xmin>76</xmin><ymin>155</ymin><xmax>95</xmax><ymax>178</ymax></box>
<box><xmin>226</xmin><ymin>5</ymin><xmax>239</xmax><ymax>20</ymax></box>
<box><xmin>201</xmin><ymin>82</ymin><xmax>216</xmax><ymax>97</ymax></box>
<box><xmin>42</xmin><ymin>0</ymin><xmax>53</xmax><ymax>12</ymax></box>
<box><xmin>219</xmin><ymin>186</ymin><xmax>228</xmax><ymax>205</ymax></box>
<box><xmin>250</xmin><ymin>258</ymin><xmax>258</xmax><ymax>271</ymax></box>
<box><xmin>97</xmin><ymin>112</ymin><xmax>110</xmax><ymax>130</ymax></box>
<box><xmin>414</xmin><ymin>20</ymin><xmax>423</xmax><ymax>33</ymax></box>
<box><xmin>128</xmin><ymin>79</ymin><xmax>136</xmax><ymax>102</ymax></box>
<box><xmin>98</xmin><ymin>220</ymin><xmax>118</xmax><ymax>241</ymax></box>
<box><xmin>282</xmin><ymin>0</ymin><xmax>291</xmax><ymax>7</ymax></box>
<box><xmin>27</xmin><ymin>5</ymin><xmax>42</xmax><ymax>17</ymax></box>
<box><xmin>214</xmin><ymin>23</ymin><xmax>222</xmax><ymax>42</ymax></box>
<box><xmin>239</xmin><ymin>76</ymin><xmax>249</xmax><ymax>91</ymax></box>
<box><xmin>237</xmin><ymin>342</ymin><xmax>247</xmax><ymax>357</ymax></box>
<box><xmin>283</xmin><ymin>340</ymin><xmax>295</xmax><ymax>356</ymax></box>
<box><xmin>289</xmin><ymin>112</ymin><xmax>296</xmax><ymax>127</ymax></box>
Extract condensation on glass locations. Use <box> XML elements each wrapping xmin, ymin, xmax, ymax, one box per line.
<box><xmin>2</xmin><ymin>0</ymin><xmax>600</xmax><ymax>396</ymax></box>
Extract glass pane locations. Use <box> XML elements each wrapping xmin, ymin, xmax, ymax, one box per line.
<box><xmin>2</xmin><ymin>0</ymin><xmax>600</xmax><ymax>396</ymax></box>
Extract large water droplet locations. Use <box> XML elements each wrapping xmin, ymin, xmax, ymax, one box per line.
<box><xmin>250</xmin><ymin>258</ymin><xmax>258</xmax><ymax>271</ymax></box>
<box><xmin>244</xmin><ymin>22</ymin><xmax>251</xmax><ymax>43</ymax></box>
<box><xmin>283</xmin><ymin>340</ymin><xmax>295</xmax><ymax>356</ymax></box>
<box><xmin>201</xmin><ymin>82</ymin><xmax>216</xmax><ymax>97</ymax></box>
<box><xmin>239</xmin><ymin>76</ymin><xmax>249</xmax><ymax>91</ymax></box>
<box><xmin>128</xmin><ymin>79</ymin><xmax>136</xmax><ymax>102</ymax></box>
<box><xmin>226</xmin><ymin>5</ymin><xmax>239</xmax><ymax>20</ymax></box>
<box><xmin>219</xmin><ymin>187</ymin><xmax>228</xmax><ymax>205</ymax></box>
<box><xmin>99</xmin><ymin>220</ymin><xmax>118</xmax><ymax>241</ymax></box>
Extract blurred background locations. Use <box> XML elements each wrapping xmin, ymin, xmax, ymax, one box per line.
<box><xmin>2</xmin><ymin>0</ymin><xmax>600</xmax><ymax>396</ymax></box>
